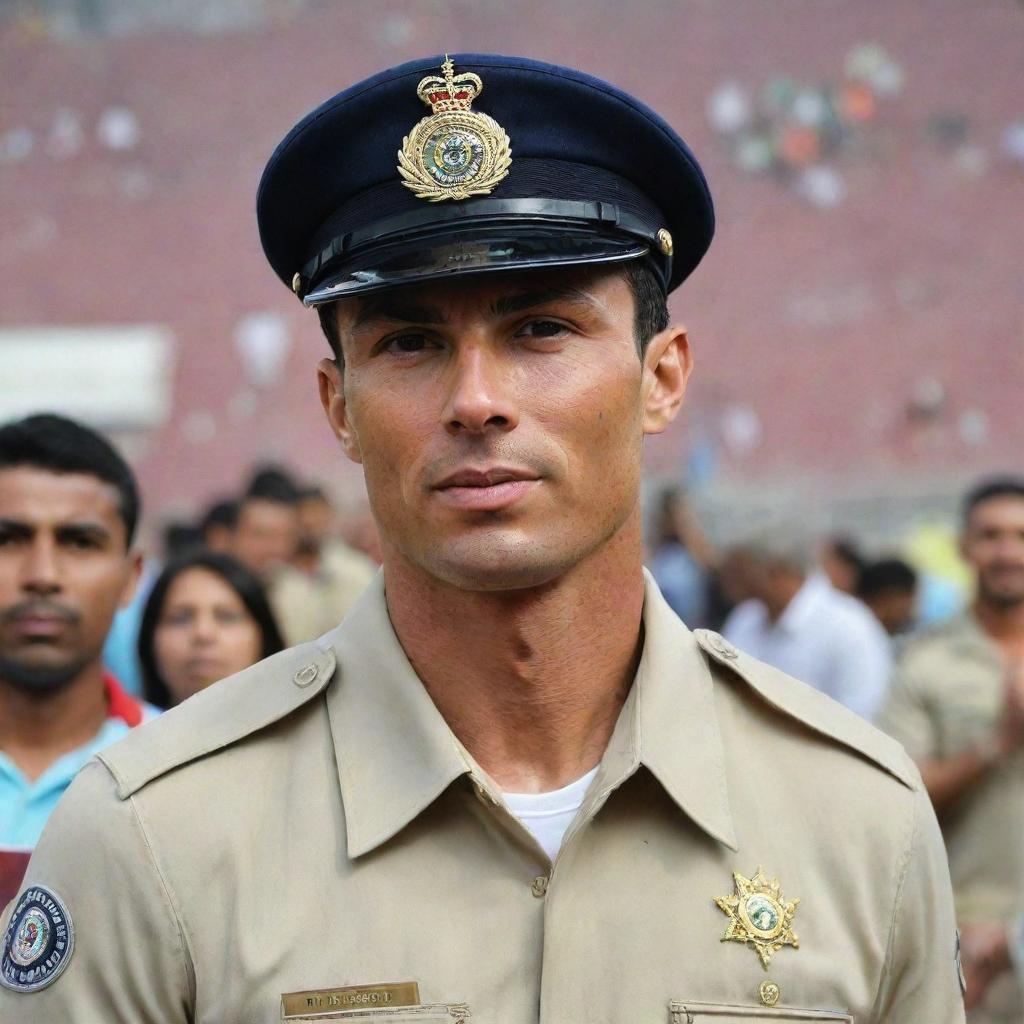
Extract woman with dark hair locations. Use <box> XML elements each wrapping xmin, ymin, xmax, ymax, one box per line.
<box><xmin>138</xmin><ymin>551</ymin><xmax>285</xmax><ymax>708</ymax></box>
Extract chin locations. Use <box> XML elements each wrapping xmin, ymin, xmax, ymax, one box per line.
<box><xmin>422</xmin><ymin>536</ymin><xmax>581</xmax><ymax>593</ymax></box>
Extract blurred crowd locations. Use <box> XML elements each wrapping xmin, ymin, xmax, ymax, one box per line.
<box><xmin>1</xmin><ymin>410</ymin><xmax>1023</xmax><ymax>1020</ymax></box>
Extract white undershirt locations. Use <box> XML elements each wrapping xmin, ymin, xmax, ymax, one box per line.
<box><xmin>503</xmin><ymin>766</ymin><xmax>600</xmax><ymax>862</ymax></box>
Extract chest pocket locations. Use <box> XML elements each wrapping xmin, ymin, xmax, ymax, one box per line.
<box><xmin>283</xmin><ymin>1005</ymin><xmax>469</xmax><ymax>1022</ymax></box>
<box><xmin>670</xmin><ymin>1002</ymin><xmax>853</xmax><ymax>1023</ymax></box>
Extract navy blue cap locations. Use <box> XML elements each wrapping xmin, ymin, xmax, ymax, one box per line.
<box><xmin>257</xmin><ymin>53</ymin><xmax>714</xmax><ymax>304</ymax></box>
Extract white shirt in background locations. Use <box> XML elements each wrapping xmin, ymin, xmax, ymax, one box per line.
<box><xmin>722</xmin><ymin>573</ymin><xmax>892</xmax><ymax>721</ymax></box>
<box><xmin>503</xmin><ymin>766</ymin><xmax>600</xmax><ymax>863</ymax></box>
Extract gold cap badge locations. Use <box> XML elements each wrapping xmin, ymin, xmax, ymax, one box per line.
<box><xmin>397</xmin><ymin>56</ymin><xmax>512</xmax><ymax>202</ymax></box>
<box><xmin>714</xmin><ymin>867</ymin><xmax>800</xmax><ymax>969</ymax></box>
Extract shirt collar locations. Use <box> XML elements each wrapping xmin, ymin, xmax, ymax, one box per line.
<box><xmin>326</xmin><ymin>570</ymin><xmax>737</xmax><ymax>858</ymax></box>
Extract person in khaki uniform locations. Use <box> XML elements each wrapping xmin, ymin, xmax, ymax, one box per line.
<box><xmin>0</xmin><ymin>54</ymin><xmax>963</xmax><ymax>1023</ymax></box>
<box><xmin>877</xmin><ymin>478</ymin><xmax>1024</xmax><ymax>1023</ymax></box>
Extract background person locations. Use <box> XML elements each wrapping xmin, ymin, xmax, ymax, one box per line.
<box><xmin>648</xmin><ymin>486</ymin><xmax>715</xmax><ymax>626</ymax></box>
<box><xmin>0</xmin><ymin>413</ymin><xmax>155</xmax><ymax>905</ymax></box>
<box><xmin>878</xmin><ymin>477</ymin><xmax>1024</xmax><ymax>1022</ymax></box>
<box><xmin>722</xmin><ymin>526</ymin><xmax>892</xmax><ymax>719</ymax></box>
<box><xmin>138</xmin><ymin>550</ymin><xmax>284</xmax><ymax>709</ymax></box>
<box><xmin>856</xmin><ymin>557</ymin><xmax>919</xmax><ymax>641</ymax></box>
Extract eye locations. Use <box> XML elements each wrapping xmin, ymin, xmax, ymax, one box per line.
<box><xmin>514</xmin><ymin>318</ymin><xmax>572</xmax><ymax>340</ymax></box>
<box><xmin>381</xmin><ymin>332</ymin><xmax>439</xmax><ymax>356</ymax></box>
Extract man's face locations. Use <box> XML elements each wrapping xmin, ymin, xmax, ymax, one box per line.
<box><xmin>864</xmin><ymin>588</ymin><xmax>916</xmax><ymax>636</ymax></box>
<box><xmin>231</xmin><ymin>498</ymin><xmax>299</xmax><ymax>578</ymax></box>
<box><xmin>298</xmin><ymin>496</ymin><xmax>334</xmax><ymax>545</ymax></box>
<box><xmin>0</xmin><ymin>467</ymin><xmax>139</xmax><ymax>694</ymax></box>
<box><xmin>318</xmin><ymin>266</ymin><xmax>690</xmax><ymax>591</ymax></box>
<box><xmin>962</xmin><ymin>496</ymin><xmax>1024</xmax><ymax>608</ymax></box>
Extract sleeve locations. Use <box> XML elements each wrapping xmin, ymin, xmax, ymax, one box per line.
<box><xmin>0</xmin><ymin>760</ymin><xmax>193</xmax><ymax>1023</ymax></box>
<box><xmin>869</xmin><ymin>784</ymin><xmax>966</xmax><ymax>1022</ymax></box>
<box><xmin>875</xmin><ymin>652</ymin><xmax>939</xmax><ymax>760</ymax></box>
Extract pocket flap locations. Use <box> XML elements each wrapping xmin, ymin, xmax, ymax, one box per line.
<box><xmin>283</xmin><ymin>1005</ymin><xmax>469</xmax><ymax>1022</ymax></box>
<box><xmin>670</xmin><ymin>1001</ymin><xmax>853</xmax><ymax>1022</ymax></box>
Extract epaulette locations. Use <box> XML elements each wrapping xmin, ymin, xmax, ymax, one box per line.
<box><xmin>692</xmin><ymin>629</ymin><xmax>919</xmax><ymax>792</ymax></box>
<box><xmin>96</xmin><ymin>635</ymin><xmax>338</xmax><ymax>799</ymax></box>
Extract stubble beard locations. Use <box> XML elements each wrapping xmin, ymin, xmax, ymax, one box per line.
<box><xmin>0</xmin><ymin>651</ymin><xmax>92</xmax><ymax>696</ymax></box>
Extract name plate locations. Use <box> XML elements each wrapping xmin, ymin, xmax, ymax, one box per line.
<box><xmin>282</xmin><ymin>982</ymin><xmax>420</xmax><ymax>1018</ymax></box>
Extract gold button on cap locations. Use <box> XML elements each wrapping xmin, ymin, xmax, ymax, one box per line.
<box><xmin>657</xmin><ymin>227</ymin><xmax>673</xmax><ymax>256</ymax></box>
<box><xmin>291</xmin><ymin>272</ymin><xmax>302</xmax><ymax>294</ymax></box>
<box><xmin>293</xmin><ymin>663</ymin><xmax>318</xmax><ymax>687</ymax></box>
<box><xmin>531</xmin><ymin>875</ymin><xmax>549</xmax><ymax>898</ymax></box>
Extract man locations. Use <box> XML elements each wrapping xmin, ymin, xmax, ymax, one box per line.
<box><xmin>0</xmin><ymin>414</ymin><xmax>153</xmax><ymax>906</ymax></box>
<box><xmin>1</xmin><ymin>55</ymin><xmax>962</xmax><ymax>1021</ymax></box>
<box><xmin>722</xmin><ymin>529</ymin><xmax>892</xmax><ymax>720</ymax></box>
<box><xmin>878</xmin><ymin>478</ymin><xmax>1024</xmax><ymax>1023</ymax></box>
<box><xmin>198</xmin><ymin>498</ymin><xmax>238</xmax><ymax>554</ymax></box>
<box><xmin>856</xmin><ymin>557</ymin><xmax>919</xmax><ymax>640</ymax></box>
<box><xmin>230</xmin><ymin>473</ymin><xmax>302</xmax><ymax>580</ymax></box>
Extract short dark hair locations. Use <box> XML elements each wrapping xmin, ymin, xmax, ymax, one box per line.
<box><xmin>856</xmin><ymin>558</ymin><xmax>918</xmax><ymax>600</ymax></box>
<box><xmin>245</xmin><ymin>464</ymin><xmax>301</xmax><ymax>504</ymax></box>
<box><xmin>137</xmin><ymin>550</ymin><xmax>285</xmax><ymax>709</ymax></box>
<box><xmin>316</xmin><ymin>258</ymin><xmax>670</xmax><ymax>364</ymax></box>
<box><xmin>963</xmin><ymin>476</ymin><xmax>1024</xmax><ymax>526</ymax></box>
<box><xmin>0</xmin><ymin>413</ymin><xmax>140</xmax><ymax>547</ymax></box>
<box><xmin>200</xmin><ymin>499</ymin><xmax>239</xmax><ymax>537</ymax></box>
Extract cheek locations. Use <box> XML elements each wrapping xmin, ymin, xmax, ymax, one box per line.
<box><xmin>225</xmin><ymin>623</ymin><xmax>263</xmax><ymax>666</ymax></box>
<box><xmin>153</xmin><ymin>626</ymin><xmax>187</xmax><ymax>668</ymax></box>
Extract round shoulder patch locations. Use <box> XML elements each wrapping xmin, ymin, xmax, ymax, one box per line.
<box><xmin>1</xmin><ymin>886</ymin><xmax>75</xmax><ymax>993</ymax></box>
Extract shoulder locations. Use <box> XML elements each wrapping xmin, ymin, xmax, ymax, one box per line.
<box><xmin>95</xmin><ymin>635</ymin><xmax>338</xmax><ymax>800</ymax></box>
<box><xmin>693</xmin><ymin>628</ymin><xmax>919</xmax><ymax>792</ymax></box>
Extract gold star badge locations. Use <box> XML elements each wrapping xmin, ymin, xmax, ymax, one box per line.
<box><xmin>714</xmin><ymin>868</ymin><xmax>800</xmax><ymax>969</ymax></box>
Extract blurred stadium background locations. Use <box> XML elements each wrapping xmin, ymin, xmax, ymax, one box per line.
<box><xmin>1</xmin><ymin>0</ymin><xmax>1021</xmax><ymax>554</ymax></box>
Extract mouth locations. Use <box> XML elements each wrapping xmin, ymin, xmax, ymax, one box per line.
<box><xmin>432</xmin><ymin>466</ymin><xmax>541</xmax><ymax>512</ymax></box>
<box><xmin>11</xmin><ymin>615</ymin><xmax>70</xmax><ymax>640</ymax></box>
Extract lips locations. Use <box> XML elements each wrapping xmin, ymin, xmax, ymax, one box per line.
<box><xmin>432</xmin><ymin>466</ymin><xmax>541</xmax><ymax>512</ymax></box>
<box><xmin>435</xmin><ymin>466</ymin><xmax>538</xmax><ymax>489</ymax></box>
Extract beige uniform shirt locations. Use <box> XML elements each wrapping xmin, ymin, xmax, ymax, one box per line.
<box><xmin>877</xmin><ymin>613</ymin><xmax>1023</xmax><ymax>1021</ymax></box>
<box><xmin>0</xmin><ymin>574</ymin><xmax>964</xmax><ymax>1023</ymax></box>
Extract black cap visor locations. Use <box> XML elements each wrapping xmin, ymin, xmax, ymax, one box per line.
<box><xmin>303</xmin><ymin>226</ymin><xmax>649</xmax><ymax>305</ymax></box>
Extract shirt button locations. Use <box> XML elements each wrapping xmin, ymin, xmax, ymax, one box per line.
<box><xmin>473</xmin><ymin>782</ymin><xmax>499</xmax><ymax>807</ymax></box>
<box><xmin>531</xmin><ymin>875</ymin><xmax>549</xmax><ymax>898</ymax></box>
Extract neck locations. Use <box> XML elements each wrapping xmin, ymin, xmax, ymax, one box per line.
<box><xmin>0</xmin><ymin>661</ymin><xmax>108</xmax><ymax>782</ymax></box>
<box><xmin>384</xmin><ymin>511</ymin><xmax>646</xmax><ymax>793</ymax></box>
<box><xmin>974</xmin><ymin>596</ymin><xmax>1024</xmax><ymax>651</ymax></box>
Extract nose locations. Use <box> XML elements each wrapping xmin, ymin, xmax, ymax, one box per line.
<box><xmin>443</xmin><ymin>345</ymin><xmax>519</xmax><ymax>436</ymax></box>
<box><xmin>22</xmin><ymin>536</ymin><xmax>61</xmax><ymax>597</ymax></box>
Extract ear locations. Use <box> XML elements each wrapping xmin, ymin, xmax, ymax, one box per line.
<box><xmin>641</xmin><ymin>324</ymin><xmax>693</xmax><ymax>435</ymax></box>
<box><xmin>119</xmin><ymin>551</ymin><xmax>144</xmax><ymax>609</ymax></box>
<box><xmin>318</xmin><ymin>358</ymin><xmax>363</xmax><ymax>464</ymax></box>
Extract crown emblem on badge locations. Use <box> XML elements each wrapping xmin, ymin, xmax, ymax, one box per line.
<box><xmin>397</xmin><ymin>56</ymin><xmax>512</xmax><ymax>202</ymax></box>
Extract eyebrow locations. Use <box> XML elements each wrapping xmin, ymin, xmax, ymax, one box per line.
<box><xmin>0</xmin><ymin>519</ymin><xmax>112</xmax><ymax>543</ymax></box>
<box><xmin>350</xmin><ymin>286</ymin><xmax>601</xmax><ymax>330</ymax></box>
<box><xmin>56</xmin><ymin>523</ymin><xmax>113</xmax><ymax>545</ymax></box>
<box><xmin>352</xmin><ymin>298</ymin><xmax>446</xmax><ymax>330</ymax></box>
<box><xmin>491</xmin><ymin>288</ymin><xmax>599</xmax><ymax>317</ymax></box>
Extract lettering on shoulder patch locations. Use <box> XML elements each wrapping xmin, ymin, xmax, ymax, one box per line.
<box><xmin>0</xmin><ymin>887</ymin><xmax>75</xmax><ymax>993</ymax></box>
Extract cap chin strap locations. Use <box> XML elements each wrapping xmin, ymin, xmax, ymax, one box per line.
<box><xmin>299</xmin><ymin>197</ymin><xmax>671</xmax><ymax>296</ymax></box>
